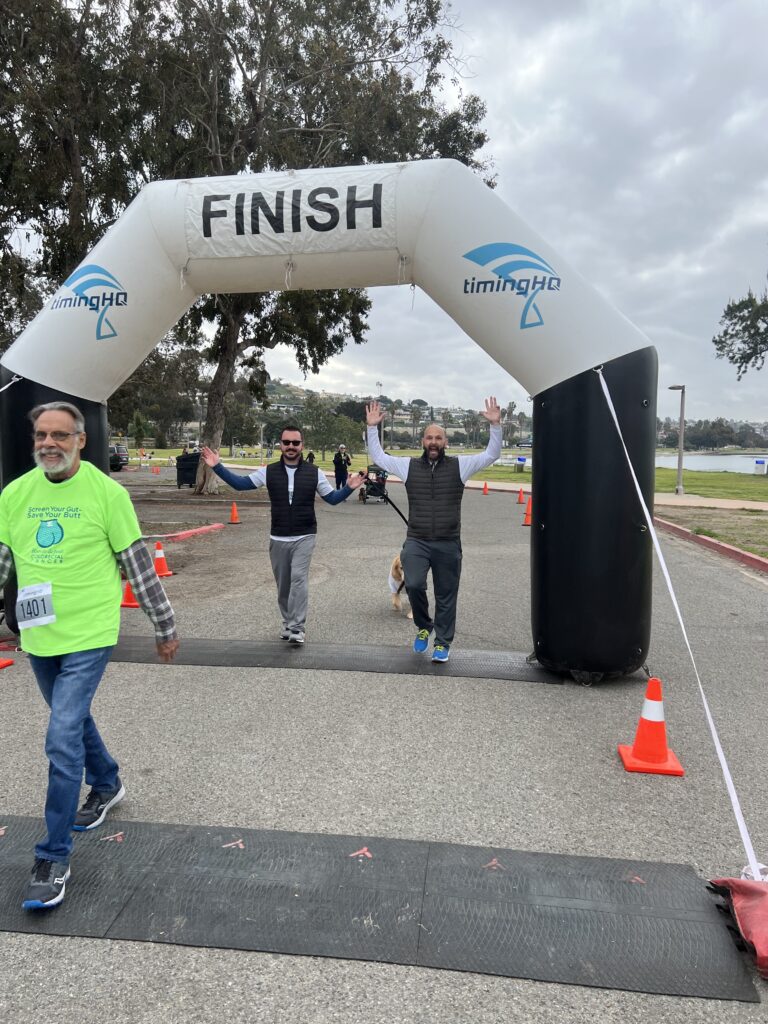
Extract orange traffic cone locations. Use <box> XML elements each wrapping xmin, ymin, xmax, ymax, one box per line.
<box><xmin>522</xmin><ymin>496</ymin><xmax>532</xmax><ymax>526</ymax></box>
<box><xmin>517</xmin><ymin>487</ymin><xmax>525</xmax><ymax>505</ymax></box>
<box><xmin>120</xmin><ymin>581</ymin><xmax>140</xmax><ymax>608</ymax></box>
<box><xmin>154</xmin><ymin>541</ymin><xmax>173</xmax><ymax>578</ymax></box>
<box><xmin>229</xmin><ymin>502</ymin><xmax>241</xmax><ymax>525</ymax></box>
<box><xmin>0</xmin><ymin>658</ymin><xmax>14</xmax><ymax>670</ymax></box>
<box><xmin>618</xmin><ymin>677</ymin><xmax>684</xmax><ymax>776</ymax></box>
<box><xmin>482</xmin><ymin>481</ymin><xmax>489</xmax><ymax>495</ymax></box>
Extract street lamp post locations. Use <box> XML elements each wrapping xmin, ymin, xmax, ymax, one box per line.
<box><xmin>668</xmin><ymin>385</ymin><xmax>686</xmax><ymax>496</ymax></box>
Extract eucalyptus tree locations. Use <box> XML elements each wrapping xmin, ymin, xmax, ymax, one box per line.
<box><xmin>1</xmin><ymin>0</ymin><xmax>491</xmax><ymax>495</ymax></box>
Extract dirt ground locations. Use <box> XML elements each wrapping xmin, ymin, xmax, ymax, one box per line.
<box><xmin>654</xmin><ymin>504</ymin><xmax>768</xmax><ymax>559</ymax></box>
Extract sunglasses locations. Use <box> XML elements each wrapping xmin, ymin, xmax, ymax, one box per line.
<box><xmin>34</xmin><ymin>430</ymin><xmax>81</xmax><ymax>442</ymax></box>
<box><xmin>281</xmin><ymin>439</ymin><xmax>302</xmax><ymax>446</ymax></box>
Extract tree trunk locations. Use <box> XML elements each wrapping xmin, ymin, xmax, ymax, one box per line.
<box><xmin>193</xmin><ymin>303</ymin><xmax>245</xmax><ymax>494</ymax></box>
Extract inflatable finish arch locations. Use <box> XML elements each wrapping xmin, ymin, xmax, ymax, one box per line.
<box><xmin>0</xmin><ymin>159</ymin><xmax>657</xmax><ymax>678</ymax></box>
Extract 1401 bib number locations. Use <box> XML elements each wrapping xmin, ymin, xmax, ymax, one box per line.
<box><xmin>15</xmin><ymin>582</ymin><xmax>56</xmax><ymax>629</ymax></box>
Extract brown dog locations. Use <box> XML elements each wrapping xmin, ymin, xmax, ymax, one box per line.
<box><xmin>389</xmin><ymin>554</ymin><xmax>413</xmax><ymax>618</ymax></box>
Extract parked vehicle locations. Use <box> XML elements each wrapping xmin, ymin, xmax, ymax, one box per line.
<box><xmin>109</xmin><ymin>444</ymin><xmax>130</xmax><ymax>471</ymax></box>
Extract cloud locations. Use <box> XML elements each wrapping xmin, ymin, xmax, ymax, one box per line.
<box><xmin>268</xmin><ymin>0</ymin><xmax>768</xmax><ymax>422</ymax></box>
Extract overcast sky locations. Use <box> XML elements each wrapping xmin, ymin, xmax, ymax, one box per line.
<box><xmin>264</xmin><ymin>0</ymin><xmax>768</xmax><ymax>423</ymax></box>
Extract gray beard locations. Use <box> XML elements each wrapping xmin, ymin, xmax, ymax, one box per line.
<box><xmin>33</xmin><ymin>447</ymin><xmax>79</xmax><ymax>479</ymax></box>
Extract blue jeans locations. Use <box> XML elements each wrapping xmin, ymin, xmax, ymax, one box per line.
<box><xmin>28</xmin><ymin>647</ymin><xmax>119</xmax><ymax>863</ymax></box>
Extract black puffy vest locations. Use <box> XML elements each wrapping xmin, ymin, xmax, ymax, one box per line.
<box><xmin>404</xmin><ymin>454</ymin><xmax>464</xmax><ymax>540</ymax></box>
<box><xmin>266</xmin><ymin>460</ymin><xmax>319</xmax><ymax>536</ymax></box>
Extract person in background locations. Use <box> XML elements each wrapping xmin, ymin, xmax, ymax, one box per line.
<box><xmin>306</xmin><ymin>450</ymin><xmax>315</xmax><ymax>464</ymax></box>
<box><xmin>333</xmin><ymin>444</ymin><xmax>351</xmax><ymax>488</ymax></box>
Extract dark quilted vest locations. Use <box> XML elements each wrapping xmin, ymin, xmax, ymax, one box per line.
<box><xmin>404</xmin><ymin>454</ymin><xmax>464</xmax><ymax>540</ymax></box>
<box><xmin>266</xmin><ymin>459</ymin><xmax>319</xmax><ymax>536</ymax></box>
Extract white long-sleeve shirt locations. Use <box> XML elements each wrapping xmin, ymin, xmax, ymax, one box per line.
<box><xmin>366</xmin><ymin>424</ymin><xmax>502</xmax><ymax>484</ymax></box>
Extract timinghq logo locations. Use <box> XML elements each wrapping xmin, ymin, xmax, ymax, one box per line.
<box><xmin>461</xmin><ymin>243</ymin><xmax>561</xmax><ymax>330</ymax></box>
<box><xmin>49</xmin><ymin>264</ymin><xmax>127</xmax><ymax>341</ymax></box>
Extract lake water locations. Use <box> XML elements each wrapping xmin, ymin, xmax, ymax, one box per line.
<box><xmin>494</xmin><ymin>453</ymin><xmax>768</xmax><ymax>475</ymax></box>
<box><xmin>655</xmin><ymin>454</ymin><xmax>768</xmax><ymax>474</ymax></box>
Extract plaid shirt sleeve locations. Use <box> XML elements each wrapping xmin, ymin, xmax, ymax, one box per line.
<box><xmin>0</xmin><ymin>544</ymin><xmax>13</xmax><ymax>589</ymax></box>
<box><xmin>117</xmin><ymin>540</ymin><xmax>177</xmax><ymax>642</ymax></box>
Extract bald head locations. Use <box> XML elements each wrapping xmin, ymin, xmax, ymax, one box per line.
<box><xmin>422</xmin><ymin>423</ymin><xmax>447</xmax><ymax>460</ymax></box>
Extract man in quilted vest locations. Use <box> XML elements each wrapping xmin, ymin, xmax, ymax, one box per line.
<box><xmin>202</xmin><ymin>426</ymin><xmax>365</xmax><ymax>644</ymax></box>
<box><xmin>366</xmin><ymin>398</ymin><xmax>502</xmax><ymax>663</ymax></box>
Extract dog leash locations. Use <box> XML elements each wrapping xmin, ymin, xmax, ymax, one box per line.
<box><xmin>381</xmin><ymin>493</ymin><xmax>409</xmax><ymax>526</ymax></box>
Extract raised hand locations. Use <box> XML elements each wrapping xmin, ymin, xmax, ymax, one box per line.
<box><xmin>481</xmin><ymin>396</ymin><xmax>501</xmax><ymax>424</ymax></box>
<box><xmin>366</xmin><ymin>401</ymin><xmax>386</xmax><ymax>426</ymax></box>
<box><xmin>201</xmin><ymin>446</ymin><xmax>220</xmax><ymax>467</ymax></box>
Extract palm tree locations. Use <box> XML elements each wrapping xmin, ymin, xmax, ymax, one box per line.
<box><xmin>411</xmin><ymin>404</ymin><xmax>423</xmax><ymax>444</ymax></box>
<box><xmin>463</xmin><ymin>412</ymin><xmax>482</xmax><ymax>446</ymax></box>
<box><xmin>389</xmin><ymin>398</ymin><xmax>403</xmax><ymax>444</ymax></box>
<box><xmin>517</xmin><ymin>410</ymin><xmax>527</xmax><ymax>442</ymax></box>
<box><xmin>504</xmin><ymin>401</ymin><xmax>517</xmax><ymax>445</ymax></box>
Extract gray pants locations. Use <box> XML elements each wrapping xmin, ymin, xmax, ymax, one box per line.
<box><xmin>269</xmin><ymin>535</ymin><xmax>317</xmax><ymax>632</ymax></box>
<box><xmin>401</xmin><ymin>538</ymin><xmax>462</xmax><ymax>647</ymax></box>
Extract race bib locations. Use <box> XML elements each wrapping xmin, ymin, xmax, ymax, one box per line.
<box><xmin>15</xmin><ymin>582</ymin><xmax>56</xmax><ymax>630</ymax></box>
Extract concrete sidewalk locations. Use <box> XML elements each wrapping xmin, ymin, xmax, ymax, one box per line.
<box><xmin>1</xmin><ymin>483</ymin><xmax>766</xmax><ymax>1023</ymax></box>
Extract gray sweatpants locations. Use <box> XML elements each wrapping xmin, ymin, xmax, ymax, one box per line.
<box><xmin>269</xmin><ymin>535</ymin><xmax>317</xmax><ymax>632</ymax></box>
<box><xmin>401</xmin><ymin>537</ymin><xmax>462</xmax><ymax>647</ymax></box>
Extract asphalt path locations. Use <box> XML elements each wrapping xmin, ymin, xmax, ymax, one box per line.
<box><xmin>1</xmin><ymin>477</ymin><xmax>767</xmax><ymax>1023</ymax></box>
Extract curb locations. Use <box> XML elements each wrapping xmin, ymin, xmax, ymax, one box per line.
<box><xmin>142</xmin><ymin>524</ymin><xmax>226</xmax><ymax>542</ymax></box>
<box><xmin>654</xmin><ymin>517</ymin><xmax>768</xmax><ymax>575</ymax></box>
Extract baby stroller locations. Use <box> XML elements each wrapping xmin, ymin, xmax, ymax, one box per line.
<box><xmin>361</xmin><ymin>464</ymin><xmax>388</xmax><ymax>503</ymax></box>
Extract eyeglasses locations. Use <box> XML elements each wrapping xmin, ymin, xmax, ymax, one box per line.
<box><xmin>33</xmin><ymin>431</ymin><xmax>81</xmax><ymax>442</ymax></box>
<box><xmin>281</xmin><ymin>439</ymin><xmax>302</xmax><ymax>446</ymax></box>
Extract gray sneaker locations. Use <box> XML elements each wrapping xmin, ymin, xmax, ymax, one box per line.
<box><xmin>73</xmin><ymin>783</ymin><xmax>125</xmax><ymax>831</ymax></box>
<box><xmin>288</xmin><ymin>631</ymin><xmax>305</xmax><ymax>644</ymax></box>
<box><xmin>22</xmin><ymin>858</ymin><xmax>70</xmax><ymax>910</ymax></box>
<box><xmin>279</xmin><ymin>627</ymin><xmax>291</xmax><ymax>640</ymax></box>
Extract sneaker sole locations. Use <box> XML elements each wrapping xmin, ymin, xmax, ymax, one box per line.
<box><xmin>72</xmin><ymin>784</ymin><xmax>126</xmax><ymax>832</ymax></box>
<box><xmin>22</xmin><ymin>869</ymin><xmax>70</xmax><ymax>910</ymax></box>
<box><xmin>288</xmin><ymin>636</ymin><xmax>305</xmax><ymax>644</ymax></box>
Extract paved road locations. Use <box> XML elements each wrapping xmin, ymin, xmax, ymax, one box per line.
<box><xmin>1</xmin><ymin>480</ymin><xmax>766</xmax><ymax>1022</ymax></box>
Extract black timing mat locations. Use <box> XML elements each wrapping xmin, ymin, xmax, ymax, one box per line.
<box><xmin>112</xmin><ymin>636</ymin><xmax>565</xmax><ymax>683</ymax></box>
<box><xmin>0</xmin><ymin>816</ymin><xmax>756</xmax><ymax>1001</ymax></box>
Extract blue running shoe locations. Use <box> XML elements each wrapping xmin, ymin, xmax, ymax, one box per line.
<box><xmin>22</xmin><ymin>859</ymin><xmax>70</xmax><ymax>910</ymax></box>
<box><xmin>413</xmin><ymin>629</ymin><xmax>430</xmax><ymax>654</ymax></box>
<box><xmin>431</xmin><ymin>645</ymin><xmax>450</xmax><ymax>663</ymax></box>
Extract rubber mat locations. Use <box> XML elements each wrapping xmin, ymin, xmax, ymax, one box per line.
<box><xmin>112</xmin><ymin>636</ymin><xmax>565</xmax><ymax>683</ymax></box>
<box><xmin>0</xmin><ymin>816</ymin><xmax>756</xmax><ymax>1000</ymax></box>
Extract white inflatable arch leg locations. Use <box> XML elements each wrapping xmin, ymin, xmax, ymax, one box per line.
<box><xmin>0</xmin><ymin>159</ymin><xmax>657</xmax><ymax>677</ymax></box>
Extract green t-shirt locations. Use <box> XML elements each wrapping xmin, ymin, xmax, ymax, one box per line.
<box><xmin>0</xmin><ymin>460</ymin><xmax>142</xmax><ymax>656</ymax></box>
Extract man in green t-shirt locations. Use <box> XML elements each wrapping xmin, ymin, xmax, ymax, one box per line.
<box><xmin>0</xmin><ymin>402</ymin><xmax>179</xmax><ymax>910</ymax></box>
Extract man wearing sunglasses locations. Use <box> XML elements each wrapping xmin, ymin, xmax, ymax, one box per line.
<box><xmin>0</xmin><ymin>402</ymin><xmax>179</xmax><ymax>911</ymax></box>
<box><xmin>202</xmin><ymin>426</ymin><xmax>365</xmax><ymax>644</ymax></box>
